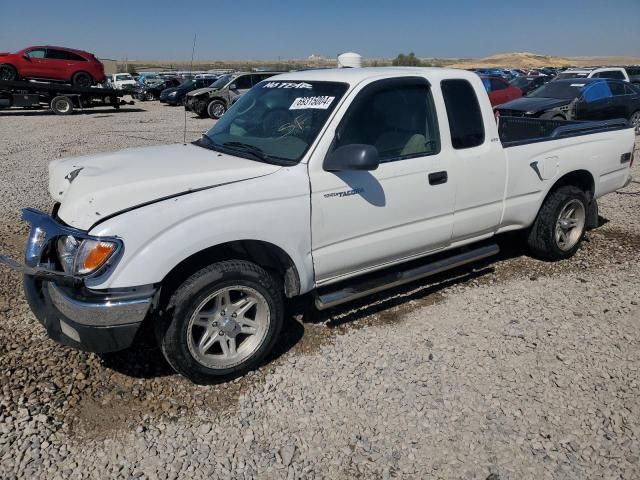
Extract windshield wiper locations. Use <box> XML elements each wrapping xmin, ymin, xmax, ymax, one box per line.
<box><xmin>222</xmin><ymin>142</ymin><xmax>294</xmax><ymax>166</ymax></box>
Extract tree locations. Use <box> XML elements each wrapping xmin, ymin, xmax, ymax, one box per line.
<box><xmin>392</xmin><ymin>52</ymin><xmax>423</xmax><ymax>67</ymax></box>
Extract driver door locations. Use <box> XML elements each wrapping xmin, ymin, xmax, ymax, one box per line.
<box><xmin>19</xmin><ymin>48</ymin><xmax>48</xmax><ymax>78</ymax></box>
<box><xmin>228</xmin><ymin>75</ymin><xmax>253</xmax><ymax>104</ymax></box>
<box><xmin>309</xmin><ymin>77</ymin><xmax>455</xmax><ymax>284</ymax></box>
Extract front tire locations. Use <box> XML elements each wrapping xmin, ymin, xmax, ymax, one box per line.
<box><xmin>50</xmin><ymin>95</ymin><xmax>74</xmax><ymax>115</ymax></box>
<box><xmin>158</xmin><ymin>260</ymin><xmax>284</xmax><ymax>384</ymax></box>
<box><xmin>527</xmin><ymin>185</ymin><xmax>588</xmax><ymax>260</ymax></box>
<box><xmin>207</xmin><ymin>99</ymin><xmax>226</xmax><ymax>119</ymax></box>
<box><xmin>145</xmin><ymin>92</ymin><xmax>155</xmax><ymax>101</ymax></box>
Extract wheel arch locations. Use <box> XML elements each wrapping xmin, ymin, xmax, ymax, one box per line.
<box><xmin>159</xmin><ymin>239</ymin><xmax>302</xmax><ymax>304</ymax></box>
<box><xmin>547</xmin><ymin>169</ymin><xmax>595</xmax><ymax>201</ymax></box>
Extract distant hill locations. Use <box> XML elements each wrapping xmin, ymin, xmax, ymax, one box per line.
<box><xmin>445</xmin><ymin>51</ymin><xmax>640</xmax><ymax>69</ymax></box>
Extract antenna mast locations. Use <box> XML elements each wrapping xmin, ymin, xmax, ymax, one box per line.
<box><xmin>184</xmin><ymin>34</ymin><xmax>197</xmax><ymax>145</ymax></box>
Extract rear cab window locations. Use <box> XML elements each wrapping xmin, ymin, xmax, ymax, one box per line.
<box><xmin>441</xmin><ymin>79</ymin><xmax>485</xmax><ymax>149</ymax></box>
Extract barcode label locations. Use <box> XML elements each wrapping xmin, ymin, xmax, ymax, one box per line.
<box><xmin>290</xmin><ymin>96</ymin><xmax>335</xmax><ymax>110</ymax></box>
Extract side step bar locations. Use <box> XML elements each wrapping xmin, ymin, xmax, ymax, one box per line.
<box><xmin>314</xmin><ymin>243</ymin><xmax>500</xmax><ymax>310</ymax></box>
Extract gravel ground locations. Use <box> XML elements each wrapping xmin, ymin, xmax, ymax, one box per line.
<box><xmin>1</xmin><ymin>102</ymin><xmax>639</xmax><ymax>479</ymax></box>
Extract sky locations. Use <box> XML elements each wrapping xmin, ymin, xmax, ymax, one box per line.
<box><xmin>0</xmin><ymin>0</ymin><xmax>638</xmax><ymax>61</ymax></box>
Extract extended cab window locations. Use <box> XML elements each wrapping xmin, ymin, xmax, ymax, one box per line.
<box><xmin>334</xmin><ymin>80</ymin><xmax>440</xmax><ymax>162</ymax></box>
<box><xmin>441</xmin><ymin>79</ymin><xmax>485</xmax><ymax>149</ymax></box>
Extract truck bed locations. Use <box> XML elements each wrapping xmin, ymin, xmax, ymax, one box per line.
<box><xmin>498</xmin><ymin>116</ymin><xmax>630</xmax><ymax>147</ymax></box>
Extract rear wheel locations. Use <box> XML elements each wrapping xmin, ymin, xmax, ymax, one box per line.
<box><xmin>527</xmin><ymin>185</ymin><xmax>588</xmax><ymax>260</ymax></box>
<box><xmin>145</xmin><ymin>92</ymin><xmax>155</xmax><ymax>101</ymax></box>
<box><xmin>158</xmin><ymin>260</ymin><xmax>284</xmax><ymax>384</ymax></box>
<box><xmin>207</xmin><ymin>100</ymin><xmax>226</xmax><ymax>119</ymax></box>
<box><xmin>50</xmin><ymin>96</ymin><xmax>74</xmax><ymax>115</ymax></box>
<box><xmin>0</xmin><ymin>64</ymin><xmax>17</xmax><ymax>82</ymax></box>
<box><xmin>72</xmin><ymin>71</ymin><xmax>93</xmax><ymax>88</ymax></box>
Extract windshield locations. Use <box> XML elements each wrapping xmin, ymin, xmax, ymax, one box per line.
<box><xmin>199</xmin><ymin>80</ymin><xmax>349</xmax><ymax>164</ymax></box>
<box><xmin>179</xmin><ymin>79</ymin><xmax>195</xmax><ymax>89</ymax></box>
<box><xmin>555</xmin><ymin>72</ymin><xmax>589</xmax><ymax>80</ymax></box>
<box><xmin>210</xmin><ymin>74</ymin><xmax>233</xmax><ymax>89</ymax></box>
<box><xmin>527</xmin><ymin>82</ymin><xmax>586</xmax><ymax>99</ymax></box>
<box><xmin>115</xmin><ymin>74</ymin><xmax>133</xmax><ymax>81</ymax></box>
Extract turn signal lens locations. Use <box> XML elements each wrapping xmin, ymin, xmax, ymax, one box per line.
<box><xmin>75</xmin><ymin>240</ymin><xmax>116</xmax><ymax>275</ymax></box>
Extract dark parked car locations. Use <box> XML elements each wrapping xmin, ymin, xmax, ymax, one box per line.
<box><xmin>509</xmin><ymin>76</ymin><xmax>551</xmax><ymax>96</ymax></box>
<box><xmin>133</xmin><ymin>78</ymin><xmax>182</xmax><ymax>101</ymax></box>
<box><xmin>495</xmin><ymin>78</ymin><xmax>640</xmax><ymax>131</ymax></box>
<box><xmin>160</xmin><ymin>78</ymin><xmax>215</xmax><ymax>105</ymax></box>
<box><xmin>0</xmin><ymin>45</ymin><xmax>105</xmax><ymax>87</ymax></box>
<box><xmin>185</xmin><ymin>72</ymin><xmax>278</xmax><ymax>119</ymax></box>
<box><xmin>479</xmin><ymin>76</ymin><xmax>522</xmax><ymax>106</ymax></box>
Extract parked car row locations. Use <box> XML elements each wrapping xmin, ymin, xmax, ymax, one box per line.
<box><xmin>495</xmin><ymin>78</ymin><xmax>640</xmax><ymax>132</ymax></box>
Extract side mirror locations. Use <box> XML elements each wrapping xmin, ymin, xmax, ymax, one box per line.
<box><xmin>324</xmin><ymin>144</ymin><xmax>380</xmax><ymax>172</ymax></box>
<box><xmin>229</xmin><ymin>83</ymin><xmax>237</xmax><ymax>90</ymax></box>
<box><xmin>23</xmin><ymin>54</ymin><xmax>30</xmax><ymax>60</ymax></box>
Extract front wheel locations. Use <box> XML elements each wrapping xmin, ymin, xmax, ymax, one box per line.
<box><xmin>207</xmin><ymin>100</ymin><xmax>226</xmax><ymax>119</ymax></box>
<box><xmin>527</xmin><ymin>185</ymin><xmax>588</xmax><ymax>260</ymax></box>
<box><xmin>145</xmin><ymin>92</ymin><xmax>155</xmax><ymax>101</ymax></box>
<box><xmin>50</xmin><ymin>95</ymin><xmax>74</xmax><ymax>115</ymax></box>
<box><xmin>158</xmin><ymin>260</ymin><xmax>284</xmax><ymax>384</ymax></box>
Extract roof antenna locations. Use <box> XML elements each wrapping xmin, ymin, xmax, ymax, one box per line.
<box><xmin>184</xmin><ymin>33</ymin><xmax>197</xmax><ymax>145</ymax></box>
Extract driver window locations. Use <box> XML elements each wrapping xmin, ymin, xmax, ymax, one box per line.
<box><xmin>26</xmin><ymin>49</ymin><xmax>46</xmax><ymax>59</ymax></box>
<box><xmin>233</xmin><ymin>76</ymin><xmax>252</xmax><ymax>89</ymax></box>
<box><xmin>334</xmin><ymin>82</ymin><xmax>440</xmax><ymax>163</ymax></box>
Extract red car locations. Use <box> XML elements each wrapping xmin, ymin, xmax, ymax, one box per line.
<box><xmin>480</xmin><ymin>76</ymin><xmax>522</xmax><ymax>106</ymax></box>
<box><xmin>0</xmin><ymin>46</ymin><xmax>105</xmax><ymax>87</ymax></box>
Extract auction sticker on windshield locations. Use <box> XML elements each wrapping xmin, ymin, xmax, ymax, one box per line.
<box><xmin>290</xmin><ymin>96</ymin><xmax>335</xmax><ymax>110</ymax></box>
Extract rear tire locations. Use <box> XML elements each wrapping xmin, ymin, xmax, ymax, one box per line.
<box><xmin>527</xmin><ymin>185</ymin><xmax>588</xmax><ymax>260</ymax></box>
<box><xmin>72</xmin><ymin>71</ymin><xmax>93</xmax><ymax>88</ymax></box>
<box><xmin>145</xmin><ymin>92</ymin><xmax>155</xmax><ymax>101</ymax></box>
<box><xmin>0</xmin><ymin>64</ymin><xmax>17</xmax><ymax>82</ymax></box>
<box><xmin>50</xmin><ymin>95</ymin><xmax>74</xmax><ymax>115</ymax></box>
<box><xmin>157</xmin><ymin>260</ymin><xmax>284</xmax><ymax>384</ymax></box>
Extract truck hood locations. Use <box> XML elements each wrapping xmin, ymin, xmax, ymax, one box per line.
<box><xmin>187</xmin><ymin>87</ymin><xmax>217</xmax><ymax>97</ymax></box>
<box><xmin>0</xmin><ymin>52</ymin><xmax>9</xmax><ymax>56</ymax></box>
<box><xmin>497</xmin><ymin>96</ymin><xmax>571</xmax><ymax>113</ymax></box>
<box><xmin>50</xmin><ymin>144</ymin><xmax>281</xmax><ymax>230</ymax></box>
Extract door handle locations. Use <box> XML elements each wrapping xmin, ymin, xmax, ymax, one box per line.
<box><xmin>428</xmin><ymin>171</ymin><xmax>448</xmax><ymax>185</ymax></box>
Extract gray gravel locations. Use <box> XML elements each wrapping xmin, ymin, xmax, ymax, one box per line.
<box><xmin>1</xmin><ymin>102</ymin><xmax>640</xmax><ymax>479</ymax></box>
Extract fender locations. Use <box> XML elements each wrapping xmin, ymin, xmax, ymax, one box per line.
<box><xmin>86</xmin><ymin>166</ymin><xmax>315</xmax><ymax>294</ymax></box>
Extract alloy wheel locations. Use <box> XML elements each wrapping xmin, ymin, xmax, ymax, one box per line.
<box><xmin>555</xmin><ymin>199</ymin><xmax>586</xmax><ymax>251</ymax></box>
<box><xmin>186</xmin><ymin>286</ymin><xmax>270</xmax><ymax>369</ymax></box>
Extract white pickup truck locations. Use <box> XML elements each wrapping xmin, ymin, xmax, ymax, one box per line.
<box><xmin>1</xmin><ymin>68</ymin><xmax>635</xmax><ymax>383</ymax></box>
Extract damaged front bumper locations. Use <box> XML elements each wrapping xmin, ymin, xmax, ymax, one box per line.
<box><xmin>0</xmin><ymin>208</ymin><xmax>156</xmax><ymax>353</ymax></box>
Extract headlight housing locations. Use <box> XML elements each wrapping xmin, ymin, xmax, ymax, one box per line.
<box><xmin>57</xmin><ymin>236</ymin><xmax>120</xmax><ymax>276</ymax></box>
<box><xmin>168</xmin><ymin>91</ymin><xmax>177</xmax><ymax>96</ymax></box>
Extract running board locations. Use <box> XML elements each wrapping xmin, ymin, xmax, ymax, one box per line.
<box><xmin>314</xmin><ymin>243</ymin><xmax>500</xmax><ymax>310</ymax></box>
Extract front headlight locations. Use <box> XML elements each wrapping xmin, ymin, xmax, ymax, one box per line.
<box><xmin>57</xmin><ymin>236</ymin><xmax>119</xmax><ymax>276</ymax></box>
<box><xmin>168</xmin><ymin>91</ymin><xmax>177</xmax><ymax>97</ymax></box>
